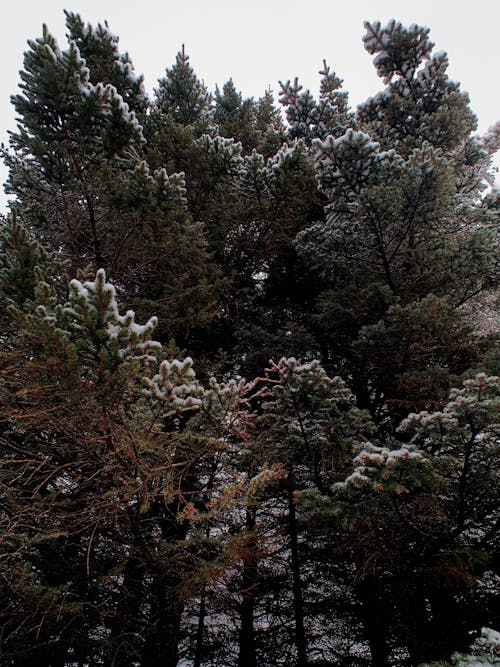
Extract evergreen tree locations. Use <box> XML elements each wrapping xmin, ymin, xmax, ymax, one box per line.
<box><xmin>256</xmin><ymin>357</ymin><xmax>372</xmax><ymax>665</ymax></box>
<box><xmin>3</xmin><ymin>20</ymin><xmax>221</xmax><ymax>348</ymax></box>
<box><xmin>419</xmin><ymin>627</ymin><xmax>500</xmax><ymax>667</ymax></box>
<box><xmin>4</xmin><ymin>22</ymin><xmax>143</xmax><ymax>267</ymax></box>
<box><xmin>0</xmin><ymin>264</ymin><xmax>237</xmax><ymax>666</ymax></box>
<box><xmin>253</xmin><ymin>88</ymin><xmax>286</xmax><ymax>157</ymax></box>
<box><xmin>351</xmin><ymin>295</ymin><xmax>480</xmax><ymax>428</ymax></box>
<box><xmin>214</xmin><ymin>80</ymin><xmax>285</xmax><ymax>155</ymax></box>
<box><xmin>279</xmin><ymin>61</ymin><xmax>353</xmax><ymax>144</ymax></box>
<box><xmin>64</xmin><ymin>10</ymin><xmax>148</xmax><ymax>116</ymax></box>
<box><xmin>1</xmin><ymin>14</ymin><xmax>498</xmax><ymax>667</ymax></box>
<box><xmin>215</xmin><ymin>79</ymin><xmax>256</xmax><ymax>151</ymax></box>
<box><xmin>293</xmin><ymin>20</ymin><xmax>498</xmax><ymax>428</ymax></box>
<box><xmin>307</xmin><ymin>373</ymin><xmax>500</xmax><ymax>666</ymax></box>
<box><xmin>221</xmin><ymin>140</ymin><xmax>323</xmax><ymax>377</ymax></box>
<box><xmin>155</xmin><ymin>45</ymin><xmax>212</xmax><ymax>126</ymax></box>
<box><xmin>0</xmin><ymin>213</ymin><xmax>67</xmax><ymax>318</ymax></box>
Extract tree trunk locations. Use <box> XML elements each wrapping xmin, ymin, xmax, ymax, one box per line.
<box><xmin>287</xmin><ymin>478</ymin><xmax>308</xmax><ymax>667</ymax></box>
<box><xmin>357</xmin><ymin>579</ymin><xmax>390</xmax><ymax>667</ymax></box>
<box><xmin>141</xmin><ymin>577</ymin><xmax>184</xmax><ymax>667</ymax></box>
<box><xmin>193</xmin><ymin>589</ymin><xmax>207</xmax><ymax>667</ymax></box>
<box><xmin>105</xmin><ymin>543</ymin><xmax>145</xmax><ymax>667</ymax></box>
<box><xmin>238</xmin><ymin>504</ymin><xmax>259</xmax><ymax>667</ymax></box>
<box><xmin>141</xmin><ymin>495</ymin><xmax>191</xmax><ymax>667</ymax></box>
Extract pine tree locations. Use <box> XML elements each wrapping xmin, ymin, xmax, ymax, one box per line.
<box><xmin>214</xmin><ymin>80</ymin><xmax>285</xmax><ymax>155</ymax></box>
<box><xmin>358</xmin><ymin>20</ymin><xmax>477</xmax><ymax>156</ymax></box>
<box><xmin>64</xmin><ymin>10</ymin><xmax>148</xmax><ymax>116</ymax></box>
<box><xmin>419</xmin><ymin>627</ymin><xmax>500</xmax><ymax>667</ymax></box>
<box><xmin>155</xmin><ymin>45</ymin><xmax>212</xmax><ymax>126</ymax></box>
<box><xmin>256</xmin><ymin>357</ymin><xmax>372</xmax><ymax>665</ymax></box>
<box><xmin>215</xmin><ymin>79</ymin><xmax>256</xmax><ymax>150</ymax></box>
<box><xmin>3</xmin><ymin>22</ymin><xmax>143</xmax><ymax>267</ymax></box>
<box><xmin>279</xmin><ymin>61</ymin><xmax>353</xmax><ymax>145</ymax></box>
<box><xmin>1</xmin><ymin>14</ymin><xmax>498</xmax><ymax>666</ymax></box>
<box><xmin>398</xmin><ymin>373</ymin><xmax>500</xmax><ymax>663</ymax></box>
<box><xmin>3</xmin><ymin>19</ymin><xmax>221</xmax><ymax>348</ymax></box>
<box><xmin>311</xmin><ymin>373</ymin><xmax>500</xmax><ymax>666</ymax></box>
<box><xmin>217</xmin><ymin>140</ymin><xmax>323</xmax><ymax>378</ymax></box>
<box><xmin>351</xmin><ymin>295</ymin><xmax>480</xmax><ymax>428</ymax></box>
<box><xmin>293</xmin><ymin>20</ymin><xmax>498</xmax><ymax>428</ymax></box>
<box><xmin>254</xmin><ymin>88</ymin><xmax>286</xmax><ymax>157</ymax></box>
<box><xmin>0</xmin><ymin>213</ymin><xmax>67</xmax><ymax>318</ymax></box>
<box><xmin>0</xmin><ymin>266</ymin><xmax>236</xmax><ymax>666</ymax></box>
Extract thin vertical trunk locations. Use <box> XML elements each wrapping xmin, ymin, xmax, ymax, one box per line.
<box><xmin>193</xmin><ymin>589</ymin><xmax>207</xmax><ymax>667</ymax></box>
<box><xmin>357</xmin><ymin>579</ymin><xmax>390</xmax><ymax>667</ymax></box>
<box><xmin>141</xmin><ymin>578</ymin><xmax>184</xmax><ymax>667</ymax></box>
<box><xmin>238</xmin><ymin>504</ymin><xmax>259</xmax><ymax>667</ymax></box>
<box><xmin>287</xmin><ymin>478</ymin><xmax>308</xmax><ymax>667</ymax></box>
<box><xmin>404</xmin><ymin>593</ymin><xmax>430</xmax><ymax>667</ymax></box>
<box><xmin>141</xmin><ymin>497</ymin><xmax>191</xmax><ymax>667</ymax></box>
<box><xmin>67</xmin><ymin>144</ymin><xmax>103</xmax><ymax>267</ymax></box>
<box><xmin>84</xmin><ymin>188</ymin><xmax>103</xmax><ymax>268</ymax></box>
<box><xmin>105</xmin><ymin>544</ymin><xmax>144</xmax><ymax>667</ymax></box>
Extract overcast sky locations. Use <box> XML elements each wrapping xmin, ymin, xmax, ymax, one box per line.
<box><xmin>1</xmin><ymin>0</ymin><xmax>499</xmax><ymax>210</ymax></box>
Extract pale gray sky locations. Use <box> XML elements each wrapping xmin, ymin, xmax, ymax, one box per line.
<box><xmin>1</xmin><ymin>0</ymin><xmax>499</xmax><ymax>210</ymax></box>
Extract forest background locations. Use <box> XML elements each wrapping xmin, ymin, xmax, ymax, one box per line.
<box><xmin>0</xmin><ymin>3</ymin><xmax>499</xmax><ymax>667</ymax></box>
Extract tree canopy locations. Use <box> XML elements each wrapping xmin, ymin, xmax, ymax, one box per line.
<box><xmin>0</xmin><ymin>15</ymin><xmax>498</xmax><ymax>667</ymax></box>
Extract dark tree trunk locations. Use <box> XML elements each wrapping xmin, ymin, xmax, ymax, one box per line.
<box><xmin>141</xmin><ymin>494</ymin><xmax>191</xmax><ymax>667</ymax></box>
<box><xmin>287</xmin><ymin>478</ymin><xmax>308</xmax><ymax>667</ymax></box>
<box><xmin>141</xmin><ymin>579</ymin><xmax>184</xmax><ymax>667</ymax></box>
<box><xmin>193</xmin><ymin>589</ymin><xmax>207</xmax><ymax>667</ymax></box>
<box><xmin>105</xmin><ymin>542</ymin><xmax>145</xmax><ymax>667</ymax></box>
<box><xmin>238</xmin><ymin>504</ymin><xmax>259</xmax><ymax>667</ymax></box>
<box><xmin>357</xmin><ymin>579</ymin><xmax>390</xmax><ymax>667</ymax></box>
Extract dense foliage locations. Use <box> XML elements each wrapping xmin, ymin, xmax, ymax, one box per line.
<box><xmin>0</xmin><ymin>14</ymin><xmax>498</xmax><ymax>667</ymax></box>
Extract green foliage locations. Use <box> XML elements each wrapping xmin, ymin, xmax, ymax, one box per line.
<box><xmin>155</xmin><ymin>45</ymin><xmax>212</xmax><ymax>126</ymax></box>
<box><xmin>292</xmin><ymin>20</ymin><xmax>498</xmax><ymax>435</ymax></box>
<box><xmin>3</xmin><ymin>21</ymin><xmax>143</xmax><ymax>268</ymax></box>
<box><xmin>400</xmin><ymin>373</ymin><xmax>500</xmax><ymax>536</ymax></box>
<box><xmin>0</xmin><ymin>214</ymin><xmax>67</xmax><ymax>316</ymax></box>
<box><xmin>3</xmin><ymin>22</ymin><xmax>223</xmax><ymax>348</ymax></box>
<box><xmin>215</xmin><ymin>80</ymin><xmax>285</xmax><ymax>154</ymax></box>
<box><xmin>259</xmin><ymin>357</ymin><xmax>372</xmax><ymax>487</ymax></box>
<box><xmin>352</xmin><ymin>295</ymin><xmax>480</xmax><ymax>426</ymax></box>
<box><xmin>64</xmin><ymin>10</ymin><xmax>148</xmax><ymax>116</ymax></box>
<box><xmin>314</xmin><ymin>374</ymin><xmax>500</xmax><ymax>663</ymax></box>
<box><xmin>1</xmin><ymin>13</ymin><xmax>498</xmax><ymax>667</ymax></box>
<box><xmin>418</xmin><ymin>627</ymin><xmax>500</xmax><ymax>666</ymax></box>
<box><xmin>279</xmin><ymin>61</ymin><xmax>354</xmax><ymax>144</ymax></box>
<box><xmin>0</xmin><ymin>268</ymin><xmax>230</xmax><ymax>665</ymax></box>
